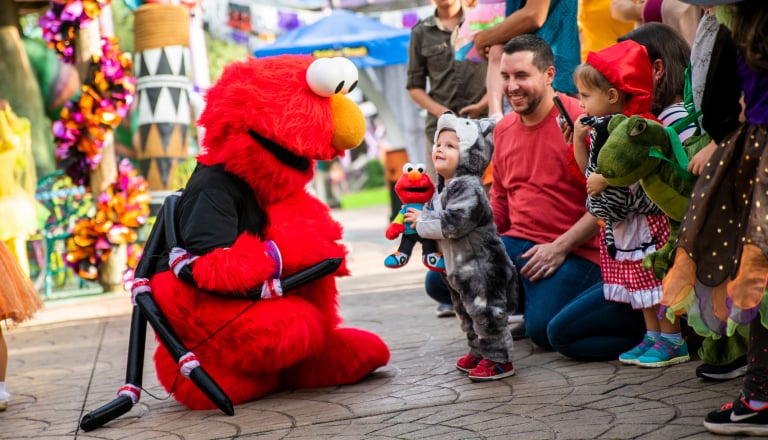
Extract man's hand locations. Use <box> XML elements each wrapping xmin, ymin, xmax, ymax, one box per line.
<box><xmin>519</xmin><ymin>242</ymin><xmax>567</xmax><ymax>282</ymax></box>
<box><xmin>459</xmin><ymin>102</ymin><xmax>486</xmax><ymax>119</ymax></box>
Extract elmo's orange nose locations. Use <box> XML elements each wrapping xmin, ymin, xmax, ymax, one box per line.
<box><xmin>330</xmin><ymin>94</ymin><xmax>365</xmax><ymax>151</ymax></box>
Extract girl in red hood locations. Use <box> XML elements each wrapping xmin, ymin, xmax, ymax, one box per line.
<box><xmin>564</xmin><ymin>40</ymin><xmax>689</xmax><ymax>368</ymax></box>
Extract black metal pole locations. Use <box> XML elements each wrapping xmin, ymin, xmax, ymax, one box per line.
<box><xmin>79</xmin><ymin>307</ymin><xmax>148</xmax><ymax>431</ymax></box>
<box><xmin>134</xmin><ymin>292</ymin><xmax>234</xmax><ymax>415</ymax></box>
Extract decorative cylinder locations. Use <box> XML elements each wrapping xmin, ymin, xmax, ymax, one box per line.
<box><xmin>133</xmin><ymin>3</ymin><xmax>191</xmax><ymax>196</ymax></box>
<box><xmin>100</xmin><ymin>243</ymin><xmax>127</xmax><ymax>293</ymax></box>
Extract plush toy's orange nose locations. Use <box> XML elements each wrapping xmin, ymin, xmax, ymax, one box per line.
<box><xmin>330</xmin><ymin>94</ymin><xmax>366</xmax><ymax>151</ymax></box>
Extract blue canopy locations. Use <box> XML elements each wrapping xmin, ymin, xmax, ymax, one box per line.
<box><xmin>254</xmin><ymin>9</ymin><xmax>411</xmax><ymax>67</ymax></box>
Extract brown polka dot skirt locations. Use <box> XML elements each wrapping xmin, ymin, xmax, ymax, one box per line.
<box><xmin>662</xmin><ymin>124</ymin><xmax>768</xmax><ymax>336</ymax></box>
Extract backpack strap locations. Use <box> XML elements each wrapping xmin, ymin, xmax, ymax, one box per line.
<box><xmin>649</xmin><ymin>126</ymin><xmax>696</xmax><ymax>182</ymax></box>
<box><xmin>670</xmin><ymin>64</ymin><xmax>703</xmax><ymax>135</ymax></box>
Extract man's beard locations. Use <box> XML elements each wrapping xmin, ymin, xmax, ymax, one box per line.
<box><xmin>509</xmin><ymin>93</ymin><xmax>542</xmax><ymax>116</ymax></box>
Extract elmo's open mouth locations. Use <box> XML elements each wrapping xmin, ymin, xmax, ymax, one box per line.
<box><xmin>248</xmin><ymin>129</ymin><xmax>310</xmax><ymax>171</ymax></box>
<box><xmin>403</xmin><ymin>187</ymin><xmax>430</xmax><ymax>193</ymax></box>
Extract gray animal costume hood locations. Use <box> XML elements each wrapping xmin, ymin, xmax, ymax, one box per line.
<box><xmin>434</xmin><ymin>113</ymin><xmax>496</xmax><ymax>179</ymax></box>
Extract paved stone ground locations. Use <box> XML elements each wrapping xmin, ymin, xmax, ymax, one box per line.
<box><xmin>1</xmin><ymin>205</ymin><xmax>750</xmax><ymax>439</ymax></box>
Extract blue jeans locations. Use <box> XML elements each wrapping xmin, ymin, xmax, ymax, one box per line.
<box><xmin>425</xmin><ymin>269</ymin><xmax>452</xmax><ymax>305</ymax></box>
<box><xmin>547</xmin><ymin>283</ymin><xmax>645</xmax><ymax>361</ymax></box>
<box><xmin>499</xmin><ymin>236</ymin><xmax>603</xmax><ymax>351</ymax></box>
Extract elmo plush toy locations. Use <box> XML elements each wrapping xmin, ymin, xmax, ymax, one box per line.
<box><xmin>384</xmin><ymin>163</ymin><xmax>444</xmax><ymax>272</ymax></box>
<box><xmin>147</xmin><ymin>55</ymin><xmax>390</xmax><ymax>410</ymax></box>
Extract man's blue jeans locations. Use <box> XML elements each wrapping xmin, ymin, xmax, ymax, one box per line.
<box><xmin>499</xmin><ymin>236</ymin><xmax>603</xmax><ymax>351</ymax></box>
<box><xmin>547</xmin><ymin>282</ymin><xmax>645</xmax><ymax>361</ymax></box>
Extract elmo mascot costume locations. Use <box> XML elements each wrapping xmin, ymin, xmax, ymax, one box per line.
<box><xmin>147</xmin><ymin>55</ymin><xmax>390</xmax><ymax>410</ymax></box>
<box><xmin>384</xmin><ymin>163</ymin><xmax>444</xmax><ymax>271</ymax></box>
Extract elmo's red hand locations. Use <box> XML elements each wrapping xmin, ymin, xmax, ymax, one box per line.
<box><xmin>385</xmin><ymin>223</ymin><xmax>405</xmax><ymax>240</ymax></box>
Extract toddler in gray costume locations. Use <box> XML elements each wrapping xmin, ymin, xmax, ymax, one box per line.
<box><xmin>406</xmin><ymin>113</ymin><xmax>518</xmax><ymax>381</ymax></box>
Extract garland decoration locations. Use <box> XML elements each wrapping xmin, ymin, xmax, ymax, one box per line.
<box><xmin>40</xmin><ymin>0</ymin><xmax>112</xmax><ymax>63</ymax></box>
<box><xmin>65</xmin><ymin>159</ymin><xmax>150</xmax><ymax>280</ymax></box>
<box><xmin>52</xmin><ymin>36</ymin><xmax>136</xmax><ymax>186</ymax></box>
<box><xmin>40</xmin><ymin>0</ymin><xmax>145</xmax><ymax>284</ymax></box>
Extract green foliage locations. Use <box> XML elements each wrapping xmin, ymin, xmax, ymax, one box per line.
<box><xmin>340</xmin><ymin>186</ymin><xmax>388</xmax><ymax>209</ymax></box>
<box><xmin>363</xmin><ymin>159</ymin><xmax>385</xmax><ymax>189</ymax></box>
<box><xmin>111</xmin><ymin>1</ymin><xmax>135</xmax><ymax>53</ymax></box>
<box><xmin>205</xmin><ymin>34</ymin><xmax>250</xmax><ymax>82</ymax></box>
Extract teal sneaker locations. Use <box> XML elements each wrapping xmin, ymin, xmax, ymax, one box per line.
<box><xmin>636</xmin><ymin>336</ymin><xmax>690</xmax><ymax>368</ymax></box>
<box><xmin>618</xmin><ymin>335</ymin><xmax>656</xmax><ymax>365</ymax></box>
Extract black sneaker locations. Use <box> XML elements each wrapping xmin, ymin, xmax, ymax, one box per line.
<box><xmin>704</xmin><ymin>393</ymin><xmax>768</xmax><ymax>436</ymax></box>
<box><xmin>696</xmin><ymin>356</ymin><xmax>748</xmax><ymax>381</ymax></box>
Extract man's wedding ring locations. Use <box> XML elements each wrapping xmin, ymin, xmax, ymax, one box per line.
<box><xmin>540</xmin><ymin>266</ymin><xmax>548</xmax><ymax>272</ymax></box>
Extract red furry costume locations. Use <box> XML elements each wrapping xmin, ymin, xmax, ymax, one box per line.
<box><xmin>149</xmin><ymin>55</ymin><xmax>390</xmax><ymax>410</ymax></box>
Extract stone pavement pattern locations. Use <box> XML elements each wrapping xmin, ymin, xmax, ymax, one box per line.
<box><xmin>1</xmin><ymin>205</ymin><xmax>749</xmax><ymax>439</ymax></box>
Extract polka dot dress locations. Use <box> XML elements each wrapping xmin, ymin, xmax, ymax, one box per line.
<box><xmin>662</xmin><ymin>124</ymin><xmax>768</xmax><ymax>335</ymax></box>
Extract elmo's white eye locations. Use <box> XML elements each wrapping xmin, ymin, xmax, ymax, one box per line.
<box><xmin>415</xmin><ymin>163</ymin><xmax>426</xmax><ymax>173</ymax></box>
<box><xmin>334</xmin><ymin>57</ymin><xmax>358</xmax><ymax>94</ymax></box>
<box><xmin>306</xmin><ymin>57</ymin><xmax>359</xmax><ymax>97</ymax></box>
<box><xmin>402</xmin><ymin>162</ymin><xmax>414</xmax><ymax>173</ymax></box>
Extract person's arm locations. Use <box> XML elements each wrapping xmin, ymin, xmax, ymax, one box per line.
<box><xmin>610</xmin><ymin>0</ymin><xmax>644</xmax><ymax>23</ymax></box>
<box><xmin>571</xmin><ymin>117</ymin><xmax>591</xmax><ymax>173</ymax></box>
<box><xmin>408</xmin><ymin>88</ymin><xmax>452</xmax><ymax>118</ymax></box>
<box><xmin>413</xmin><ymin>205</ymin><xmax>444</xmax><ymax>240</ymax></box>
<box><xmin>438</xmin><ymin>182</ymin><xmax>488</xmax><ymax>239</ymax></box>
<box><xmin>700</xmin><ymin>25</ymin><xmax>742</xmax><ymax>145</ymax></box>
<box><xmin>406</xmin><ymin>23</ymin><xmax>450</xmax><ymax>117</ymax></box>
<box><xmin>519</xmin><ymin>212</ymin><xmax>599</xmax><ymax>281</ymax></box>
<box><xmin>473</xmin><ymin>0</ymin><xmax>551</xmax><ymax>60</ymax></box>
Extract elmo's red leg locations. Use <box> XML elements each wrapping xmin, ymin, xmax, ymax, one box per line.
<box><xmin>280</xmin><ymin>328</ymin><xmax>390</xmax><ymax>389</ymax></box>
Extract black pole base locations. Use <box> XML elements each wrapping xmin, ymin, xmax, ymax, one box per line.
<box><xmin>190</xmin><ymin>368</ymin><xmax>235</xmax><ymax>415</ymax></box>
<box><xmin>79</xmin><ymin>395</ymin><xmax>134</xmax><ymax>432</ymax></box>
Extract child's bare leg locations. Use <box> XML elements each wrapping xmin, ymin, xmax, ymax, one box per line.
<box><xmin>0</xmin><ymin>327</ymin><xmax>8</xmax><ymax>410</ymax></box>
<box><xmin>659</xmin><ymin>314</ymin><xmax>681</xmax><ymax>334</ymax></box>
<box><xmin>642</xmin><ymin>307</ymin><xmax>660</xmax><ymax>333</ymax></box>
<box><xmin>486</xmin><ymin>44</ymin><xmax>505</xmax><ymax>118</ymax></box>
<box><xmin>0</xmin><ymin>327</ymin><xmax>6</xmax><ymax>382</ymax></box>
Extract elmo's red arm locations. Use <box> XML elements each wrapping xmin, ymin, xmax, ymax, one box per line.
<box><xmin>190</xmin><ymin>233</ymin><xmax>280</xmax><ymax>295</ymax></box>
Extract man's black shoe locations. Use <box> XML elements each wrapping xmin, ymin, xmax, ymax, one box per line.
<box><xmin>696</xmin><ymin>356</ymin><xmax>747</xmax><ymax>381</ymax></box>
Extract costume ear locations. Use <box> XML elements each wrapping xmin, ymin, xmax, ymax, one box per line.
<box><xmin>607</xmin><ymin>114</ymin><xmax>627</xmax><ymax>133</ymax></box>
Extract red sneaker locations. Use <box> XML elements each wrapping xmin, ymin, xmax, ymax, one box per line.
<box><xmin>468</xmin><ymin>359</ymin><xmax>515</xmax><ymax>381</ymax></box>
<box><xmin>456</xmin><ymin>353</ymin><xmax>482</xmax><ymax>373</ymax></box>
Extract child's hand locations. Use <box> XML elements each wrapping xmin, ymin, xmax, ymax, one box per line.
<box><xmin>573</xmin><ymin>114</ymin><xmax>590</xmax><ymax>144</ymax></box>
<box><xmin>403</xmin><ymin>207</ymin><xmax>421</xmax><ymax>227</ymax></box>
<box><xmin>586</xmin><ymin>173</ymin><xmax>609</xmax><ymax>197</ymax></box>
<box><xmin>688</xmin><ymin>140</ymin><xmax>718</xmax><ymax>175</ymax></box>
